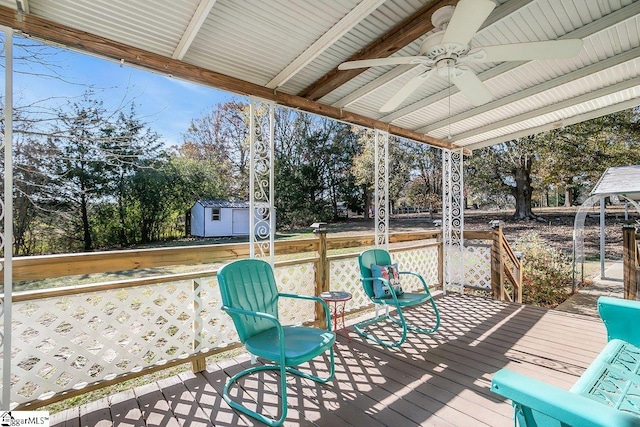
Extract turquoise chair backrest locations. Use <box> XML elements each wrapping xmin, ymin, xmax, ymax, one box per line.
<box><xmin>217</xmin><ymin>259</ymin><xmax>280</xmax><ymax>343</ymax></box>
<box><xmin>358</xmin><ymin>249</ymin><xmax>393</xmax><ymax>299</ymax></box>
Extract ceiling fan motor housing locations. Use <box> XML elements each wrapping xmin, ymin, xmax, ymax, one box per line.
<box><xmin>420</xmin><ymin>32</ymin><xmax>470</xmax><ymax>64</ymax></box>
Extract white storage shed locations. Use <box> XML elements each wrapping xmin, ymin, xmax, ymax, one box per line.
<box><xmin>190</xmin><ymin>200</ymin><xmax>263</xmax><ymax>237</ymax></box>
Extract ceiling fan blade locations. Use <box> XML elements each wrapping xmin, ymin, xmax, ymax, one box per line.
<box><xmin>469</xmin><ymin>39</ymin><xmax>584</xmax><ymax>62</ymax></box>
<box><xmin>451</xmin><ymin>68</ymin><xmax>492</xmax><ymax>106</ymax></box>
<box><xmin>380</xmin><ymin>68</ymin><xmax>434</xmax><ymax>112</ymax></box>
<box><xmin>441</xmin><ymin>0</ymin><xmax>496</xmax><ymax>46</ymax></box>
<box><xmin>338</xmin><ymin>56</ymin><xmax>425</xmax><ymax>70</ymax></box>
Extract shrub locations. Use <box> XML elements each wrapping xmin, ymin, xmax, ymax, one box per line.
<box><xmin>514</xmin><ymin>232</ymin><xmax>572</xmax><ymax>308</ymax></box>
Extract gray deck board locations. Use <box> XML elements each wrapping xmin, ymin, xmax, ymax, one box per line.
<box><xmin>49</xmin><ymin>294</ymin><xmax>608</xmax><ymax>426</ymax></box>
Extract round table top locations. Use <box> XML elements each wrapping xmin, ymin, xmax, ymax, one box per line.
<box><xmin>320</xmin><ymin>291</ymin><xmax>352</xmax><ymax>302</ymax></box>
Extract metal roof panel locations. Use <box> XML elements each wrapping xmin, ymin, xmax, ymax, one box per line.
<box><xmin>591</xmin><ymin>165</ymin><xmax>640</xmax><ymax>197</ymax></box>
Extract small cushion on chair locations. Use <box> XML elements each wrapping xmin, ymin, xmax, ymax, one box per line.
<box><xmin>371</xmin><ymin>263</ymin><xmax>404</xmax><ymax>299</ymax></box>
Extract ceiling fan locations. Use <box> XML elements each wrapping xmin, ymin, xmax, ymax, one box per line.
<box><xmin>338</xmin><ymin>0</ymin><xmax>583</xmax><ymax>112</ymax></box>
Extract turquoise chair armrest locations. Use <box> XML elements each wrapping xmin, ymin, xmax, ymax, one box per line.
<box><xmin>491</xmin><ymin>369</ymin><xmax>640</xmax><ymax>427</ymax></box>
<box><xmin>222</xmin><ymin>306</ymin><xmax>282</xmax><ymax>330</ymax></box>
<box><xmin>399</xmin><ymin>271</ymin><xmax>431</xmax><ymax>293</ymax></box>
<box><xmin>598</xmin><ymin>296</ymin><xmax>640</xmax><ymax>346</ymax></box>
<box><xmin>278</xmin><ymin>293</ymin><xmax>333</xmax><ymax>330</ymax></box>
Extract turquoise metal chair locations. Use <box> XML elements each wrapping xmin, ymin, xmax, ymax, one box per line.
<box><xmin>491</xmin><ymin>296</ymin><xmax>640</xmax><ymax>427</ymax></box>
<box><xmin>217</xmin><ymin>258</ymin><xmax>336</xmax><ymax>427</ymax></box>
<box><xmin>355</xmin><ymin>248</ymin><xmax>440</xmax><ymax>347</ymax></box>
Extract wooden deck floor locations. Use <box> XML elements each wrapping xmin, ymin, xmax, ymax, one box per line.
<box><xmin>50</xmin><ymin>294</ymin><xmax>608</xmax><ymax>426</ymax></box>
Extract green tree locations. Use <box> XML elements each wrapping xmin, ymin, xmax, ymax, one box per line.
<box><xmin>50</xmin><ymin>91</ymin><xmax>109</xmax><ymax>250</ymax></box>
<box><xmin>466</xmin><ymin>135</ymin><xmax>543</xmax><ymax>220</ymax></box>
<box><xmin>128</xmin><ymin>160</ymin><xmax>176</xmax><ymax>243</ymax></box>
<box><xmin>351</xmin><ymin>130</ymin><xmax>414</xmax><ymax>219</ymax></box>
<box><xmin>168</xmin><ymin>155</ymin><xmax>231</xmax><ymax>211</ymax></box>
<box><xmin>351</xmin><ymin>128</ymin><xmax>375</xmax><ymax>219</ymax></box>
<box><xmin>540</xmin><ymin>110</ymin><xmax>640</xmax><ymax>205</ymax></box>
<box><xmin>397</xmin><ymin>139</ymin><xmax>441</xmax><ymax>215</ymax></box>
<box><xmin>466</xmin><ymin>108</ymin><xmax>640</xmax><ymax>217</ymax></box>
<box><xmin>1</xmin><ymin>110</ymin><xmax>56</xmax><ymax>255</ymax></box>
<box><xmin>100</xmin><ymin>104</ymin><xmax>164</xmax><ymax>246</ymax></box>
<box><xmin>275</xmin><ymin>113</ymin><xmax>332</xmax><ymax>227</ymax></box>
<box><xmin>181</xmin><ymin>99</ymin><xmax>250</xmax><ymax>199</ymax></box>
<box><xmin>2</xmin><ymin>38</ymin><xmax>173</xmax><ymax>253</ymax></box>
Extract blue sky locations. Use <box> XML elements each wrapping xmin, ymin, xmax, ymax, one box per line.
<box><xmin>9</xmin><ymin>34</ymin><xmax>239</xmax><ymax>146</ymax></box>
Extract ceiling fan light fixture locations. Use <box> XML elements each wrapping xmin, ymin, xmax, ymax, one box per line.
<box><xmin>435</xmin><ymin>58</ymin><xmax>457</xmax><ymax>78</ymax></box>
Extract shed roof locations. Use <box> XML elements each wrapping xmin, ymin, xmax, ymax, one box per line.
<box><xmin>196</xmin><ymin>200</ymin><xmax>250</xmax><ymax>209</ymax></box>
<box><xmin>590</xmin><ymin>165</ymin><xmax>640</xmax><ymax>200</ymax></box>
<box><xmin>0</xmin><ymin>1</ymin><xmax>638</xmax><ymax>151</ymax></box>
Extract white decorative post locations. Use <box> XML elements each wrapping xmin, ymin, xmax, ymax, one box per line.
<box><xmin>249</xmin><ymin>97</ymin><xmax>275</xmax><ymax>265</ymax></box>
<box><xmin>1</xmin><ymin>27</ymin><xmax>13</xmax><ymax>410</ymax></box>
<box><xmin>442</xmin><ymin>148</ymin><xmax>464</xmax><ymax>294</ymax></box>
<box><xmin>248</xmin><ymin>98</ymin><xmax>274</xmax><ymax>369</ymax></box>
<box><xmin>374</xmin><ymin>129</ymin><xmax>389</xmax><ymax>249</ymax></box>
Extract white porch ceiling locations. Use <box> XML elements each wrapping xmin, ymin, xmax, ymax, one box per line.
<box><xmin>0</xmin><ymin>0</ymin><xmax>638</xmax><ymax>152</ymax></box>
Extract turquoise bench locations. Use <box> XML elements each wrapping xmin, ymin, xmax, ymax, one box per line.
<box><xmin>491</xmin><ymin>296</ymin><xmax>640</xmax><ymax>427</ymax></box>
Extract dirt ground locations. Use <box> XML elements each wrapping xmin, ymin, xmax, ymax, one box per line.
<box><xmin>465</xmin><ymin>206</ymin><xmax>637</xmax><ymax>261</ymax></box>
<box><xmin>327</xmin><ymin>206</ymin><xmax>638</xmax><ymax>261</ymax></box>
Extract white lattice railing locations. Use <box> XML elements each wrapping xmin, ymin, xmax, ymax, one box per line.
<box><xmin>463</xmin><ymin>242</ymin><xmax>492</xmax><ymax>289</ymax></box>
<box><xmin>5</xmin><ymin>260</ymin><xmax>318</xmax><ymax>409</ymax></box>
<box><xmin>330</xmin><ymin>243</ymin><xmax>441</xmax><ymax>313</ymax></box>
<box><xmin>1</xmin><ymin>234</ymin><xmax>441</xmax><ymax>409</ymax></box>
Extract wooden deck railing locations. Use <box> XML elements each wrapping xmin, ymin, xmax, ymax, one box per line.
<box><xmin>623</xmin><ymin>226</ymin><xmax>640</xmax><ymax>299</ymax></box>
<box><xmin>488</xmin><ymin>224</ymin><xmax>523</xmax><ymax>303</ymax></box>
<box><xmin>2</xmin><ymin>231</ymin><xmax>441</xmax><ymax>409</ymax></box>
<box><xmin>1</xmin><ymin>227</ymin><xmax>521</xmax><ymax>409</ymax></box>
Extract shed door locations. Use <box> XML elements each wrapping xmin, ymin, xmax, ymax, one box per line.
<box><xmin>232</xmin><ymin>209</ymin><xmax>250</xmax><ymax>235</ymax></box>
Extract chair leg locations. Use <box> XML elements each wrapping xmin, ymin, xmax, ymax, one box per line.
<box><xmin>388</xmin><ymin>298</ymin><xmax>440</xmax><ymax>334</ymax></box>
<box><xmin>223</xmin><ymin>364</ymin><xmax>288</xmax><ymax>426</ymax></box>
<box><xmin>354</xmin><ymin>312</ymin><xmax>408</xmax><ymax>348</ymax></box>
<box><xmin>286</xmin><ymin>345</ymin><xmax>335</xmax><ymax>384</ymax></box>
<box><xmin>223</xmin><ymin>348</ymin><xmax>335</xmax><ymax>427</ymax></box>
<box><xmin>354</xmin><ymin>298</ymin><xmax>440</xmax><ymax>347</ymax></box>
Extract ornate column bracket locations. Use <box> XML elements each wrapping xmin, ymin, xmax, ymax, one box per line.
<box><xmin>374</xmin><ymin>129</ymin><xmax>389</xmax><ymax>249</ymax></box>
<box><xmin>442</xmin><ymin>148</ymin><xmax>464</xmax><ymax>294</ymax></box>
<box><xmin>249</xmin><ymin>97</ymin><xmax>275</xmax><ymax>265</ymax></box>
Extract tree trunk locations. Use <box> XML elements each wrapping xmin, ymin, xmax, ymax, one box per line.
<box><xmin>80</xmin><ymin>192</ymin><xmax>93</xmax><ymax>251</ymax></box>
<box><xmin>564</xmin><ymin>187</ymin><xmax>572</xmax><ymax>207</ymax></box>
<box><xmin>117</xmin><ymin>196</ymin><xmax>128</xmax><ymax>246</ymax></box>
<box><xmin>545</xmin><ymin>190</ymin><xmax>550</xmax><ymax>208</ymax></box>
<box><xmin>185</xmin><ymin>210</ymin><xmax>191</xmax><ymax>237</ymax></box>
<box><xmin>141</xmin><ymin>218</ymin><xmax>151</xmax><ymax>243</ymax></box>
<box><xmin>363</xmin><ymin>183</ymin><xmax>372</xmax><ymax>220</ymax></box>
<box><xmin>117</xmin><ymin>176</ymin><xmax>128</xmax><ymax>246</ymax></box>
<box><xmin>511</xmin><ymin>156</ymin><xmax>543</xmax><ymax>221</ymax></box>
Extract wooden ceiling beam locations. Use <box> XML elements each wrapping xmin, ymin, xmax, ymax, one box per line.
<box><xmin>0</xmin><ymin>5</ymin><xmax>454</xmax><ymax>150</ymax></box>
<box><xmin>298</xmin><ymin>0</ymin><xmax>457</xmax><ymax>101</ymax></box>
